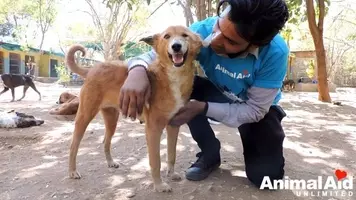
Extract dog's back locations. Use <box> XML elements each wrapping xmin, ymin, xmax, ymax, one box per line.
<box><xmin>1</xmin><ymin>74</ymin><xmax>33</xmax><ymax>88</ymax></box>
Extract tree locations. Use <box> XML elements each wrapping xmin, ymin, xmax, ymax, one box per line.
<box><xmin>0</xmin><ymin>0</ymin><xmax>35</xmax><ymax>44</ymax></box>
<box><xmin>83</xmin><ymin>0</ymin><xmax>149</xmax><ymax>60</ymax></box>
<box><xmin>31</xmin><ymin>0</ymin><xmax>58</xmax><ymax>51</ymax></box>
<box><xmin>0</xmin><ymin>0</ymin><xmax>59</xmax><ymax>49</ymax></box>
<box><xmin>305</xmin><ymin>0</ymin><xmax>331</xmax><ymax>102</ymax></box>
<box><xmin>285</xmin><ymin>0</ymin><xmax>331</xmax><ymax>102</ymax></box>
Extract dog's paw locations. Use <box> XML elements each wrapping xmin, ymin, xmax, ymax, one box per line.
<box><xmin>69</xmin><ymin>170</ymin><xmax>82</xmax><ymax>179</ymax></box>
<box><xmin>167</xmin><ymin>171</ymin><xmax>181</xmax><ymax>181</ymax></box>
<box><xmin>108</xmin><ymin>161</ymin><xmax>119</xmax><ymax>168</ymax></box>
<box><xmin>49</xmin><ymin>108</ymin><xmax>58</xmax><ymax>115</ymax></box>
<box><xmin>154</xmin><ymin>182</ymin><xmax>172</xmax><ymax>192</ymax></box>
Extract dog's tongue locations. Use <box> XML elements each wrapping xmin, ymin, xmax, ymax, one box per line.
<box><xmin>172</xmin><ymin>53</ymin><xmax>184</xmax><ymax>64</ymax></box>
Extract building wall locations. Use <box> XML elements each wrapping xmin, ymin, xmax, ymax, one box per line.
<box><xmin>0</xmin><ymin>48</ymin><xmax>64</xmax><ymax>77</ymax></box>
<box><xmin>289</xmin><ymin>51</ymin><xmax>317</xmax><ymax>81</ymax></box>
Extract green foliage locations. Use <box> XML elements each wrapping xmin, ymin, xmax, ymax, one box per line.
<box><xmin>0</xmin><ymin>0</ymin><xmax>59</xmax><ymax>48</ymax></box>
<box><xmin>281</xmin><ymin>27</ymin><xmax>292</xmax><ymax>44</ymax></box>
<box><xmin>306</xmin><ymin>60</ymin><xmax>315</xmax><ymax>79</ymax></box>
<box><xmin>285</xmin><ymin>0</ymin><xmax>330</xmax><ymax>26</ymax></box>
<box><xmin>346</xmin><ymin>33</ymin><xmax>356</xmax><ymax>41</ymax></box>
<box><xmin>55</xmin><ymin>63</ymin><xmax>71</xmax><ymax>83</ymax></box>
<box><xmin>122</xmin><ymin>41</ymin><xmax>151</xmax><ymax>60</ymax></box>
<box><xmin>102</xmin><ymin>0</ymin><xmax>148</xmax><ymax>10</ymax></box>
<box><xmin>285</xmin><ymin>0</ymin><xmax>304</xmax><ymax>25</ymax></box>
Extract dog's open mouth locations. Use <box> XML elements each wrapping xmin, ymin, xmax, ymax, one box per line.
<box><xmin>168</xmin><ymin>51</ymin><xmax>188</xmax><ymax>67</ymax></box>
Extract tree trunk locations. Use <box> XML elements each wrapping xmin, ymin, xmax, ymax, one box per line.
<box><xmin>200</xmin><ymin>0</ymin><xmax>207</xmax><ymax>20</ymax></box>
<box><xmin>39</xmin><ymin>33</ymin><xmax>45</xmax><ymax>51</ymax></box>
<box><xmin>178</xmin><ymin>0</ymin><xmax>194</xmax><ymax>26</ymax></box>
<box><xmin>314</xmin><ymin>36</ymin><xmax>331</xmax><ymax>102</ymax></box>
<box><xmin>305</xmin><ymin>0</ymin><xmax>331</xmax><ymax>102</ymax></box>
<box><xmin>207</xmin><ymin>0</ymin><xmax>212</xmax><ymax>17</ymax></box>
<box><xmin>195</xmin><ymin>0</ymin><xmax>202</xmax><ymax>21</ymax></box>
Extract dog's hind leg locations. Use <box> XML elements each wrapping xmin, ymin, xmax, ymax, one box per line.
<box><xmin>17</xmin><ymin>85</ymin><xmax>29</xmax><ymax>101</ymax></box>
<box><xmin>28</xmin><ymin>82</ymin><xmax>41</xmax><ymax>100</ymax></box>
<box><xmin>145</xmin><ymin>117</ymin><xmax>172</xmax><ymax>192</ymax></box>
<box><xmin>166</xmin><ymin>125</ymin><xmax>181</xmax><ymax>181</ymax></box>
<box><xmin>101</xmin><ymin>107</ymin><xmax>120</xmax><ymax>168</ymax></box>
<box><xmin>0</xmin><ymin>87</ymin><xmax>9</xmax><ymax>96</ymax></box>
<box><xmin>68</xmin><ymin>102</ymin><xmax>100</xmax><ymax>179</ymax></box>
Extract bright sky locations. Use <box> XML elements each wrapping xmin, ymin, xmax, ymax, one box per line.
<box><xmin>39</xmin><ymin>0</ymin><xmax>186</xmax><ymax>53</ymax></box>
<box><xmin>28</xmin><ymin>0</ymin><xmax>356</xmax><ymax>54</ymax></box>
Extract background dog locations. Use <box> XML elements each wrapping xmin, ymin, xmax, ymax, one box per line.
<box><xmin>282</xmin><ymin>79</ymin><xmax>296</xmax><ymax>92</ymax></box>
<box><xmin>49</xmin><ymin>91</ymin><xmax>79</xmax><ymax>115</ymax></box>
<box><xmin>0</xmin><ymin>74</ymin><xmax>41</xmax><ymax>102</ymax></box>
<box><xmin>65</xmin><ymin>25</ymin><xmax>205</xmax><ymax>192</ymax></box>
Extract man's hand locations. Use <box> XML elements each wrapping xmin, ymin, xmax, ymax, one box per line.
<box><xmin>119</xmin><ymin>66</ymin><xmax>151</xmax><ymax>120</ymax></box>
<box><xmin>169</xmin><ymin>100</ymin><xmax>207</xmax><ymax>126</ymax></box>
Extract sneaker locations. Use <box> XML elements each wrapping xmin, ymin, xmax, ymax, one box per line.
<box><xmin>185</xmin><ymin>152</ymin><xmax>221</xmax><ymax>181</ymax></box>
<box><xmin>208</xmin><ymin>118</ymin><xmax>221</xmax><ymax>125</ymax></box>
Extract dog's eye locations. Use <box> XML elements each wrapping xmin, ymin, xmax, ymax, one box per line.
<box><xmin>164</xmin><ymin>34</ymin><xmax>170</xmax><ymax>39</ymax></box>
<box><xmin>182</xmin><ymin>33</ymin><xmax>188</xmax><ymax>37</ymax></box>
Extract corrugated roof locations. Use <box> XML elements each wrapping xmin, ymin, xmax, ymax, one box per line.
<box><xmin>0</xmin><ymin>42</ymin><xmax>65</xmax><ymax>57</ymax></box>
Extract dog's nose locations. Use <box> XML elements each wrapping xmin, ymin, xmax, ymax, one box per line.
<box><xmin>171</xmin><ymin>43</ymin><xmax>182</xmax><ymax>52</ymax></box>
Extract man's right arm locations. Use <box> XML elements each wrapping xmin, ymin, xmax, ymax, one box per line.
<box><xmin>127</xmin><ymin>50</ymin><xmax>156</xmax><ymax>71</ymax></box>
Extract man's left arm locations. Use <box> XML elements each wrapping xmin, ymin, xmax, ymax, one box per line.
<box><xmin>205</xmin><ymin>48</ymin><xmax>288</xmax><ymax>128</ymax></box>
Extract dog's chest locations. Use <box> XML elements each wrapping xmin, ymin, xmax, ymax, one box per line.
<box><xmin>167</xmin><ymin>70</ymin><xmax>187</xmax><ymax>118</ymax></box>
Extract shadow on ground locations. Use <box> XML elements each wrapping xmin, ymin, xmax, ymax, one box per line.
<box><xmin>0</xmin><ymin>86</ymin><xmax>355</xmax><ymax>200</ymax></box>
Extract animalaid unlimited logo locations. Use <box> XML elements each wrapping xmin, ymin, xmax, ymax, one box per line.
<box><xmin>215</xmin><ymin>64</ymin><xmax>251</xmax><ymax>79</ymax></box>
<box><xmin>260</xmin><ymin>169</ymin><xmax>354</xmax><ymax>197</ymax></box>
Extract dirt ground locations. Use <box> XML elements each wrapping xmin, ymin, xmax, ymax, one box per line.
<box><xmin>0</xmin><ymin>82</ymin><xmax>355</xmax><ymax>200</ymax></box>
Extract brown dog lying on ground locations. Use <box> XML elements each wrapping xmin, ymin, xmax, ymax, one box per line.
<box><xmin>65</xmin><ymin>25</ymin><xmax>205</xmax><ymax>192</ymax></box>
<box><xmin>49</xmin><ymin>92</ymin><xmax>79</xmax><ymax>115</ymax></box>
<box><xmin>0</xmin><ymin>74</ymin><xmax>41</xmax><ymax>102</ymax></box>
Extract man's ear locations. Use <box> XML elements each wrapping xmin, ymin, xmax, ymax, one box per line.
<box><xmin>139</xmin><ymin>34</ymin><xmax>159</xmax><ymax>46</ymax></box>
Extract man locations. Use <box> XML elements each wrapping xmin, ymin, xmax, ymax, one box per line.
<box><xmin>119</xmin><ymin>0</ymin><xmax>289</xmax><ymax>188</ymax></box>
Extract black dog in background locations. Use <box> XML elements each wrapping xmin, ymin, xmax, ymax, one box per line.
<box><xmin>0</xmin><ymin>73</ymin><xmax>41</xmax><ymax>102</ymax></box>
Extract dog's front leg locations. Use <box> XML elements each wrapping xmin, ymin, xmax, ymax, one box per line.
<box><xmin>0</xmin><ymin>87</ymin><xmax>9</xmax><ymax>96</ymax></box>
<box><xmin>145</xmin><ymin>118</ymin><xmax>172</xmax><ymax>192</ymax></box>
<box><xmin>166</xmin><ymin>125</ymin><xmax>181</xmax><ymax>181</ymax></box>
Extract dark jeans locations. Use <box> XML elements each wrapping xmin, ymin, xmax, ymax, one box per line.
<box><xmin>188</xmin><ymin>76</ymin><xmax>286</xmax><ymax>187</ymax></box>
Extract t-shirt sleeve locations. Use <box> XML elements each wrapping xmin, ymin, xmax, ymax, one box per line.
<box><xmin>252</xmin><ymin>48</ymin><xmax>288</xmax><ymax>89</ymax></box>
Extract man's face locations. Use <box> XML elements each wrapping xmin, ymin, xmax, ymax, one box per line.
<box><xmin>210</xmin><ymin>15</ymin><xmax>251</xmax><ymax>58</ymax></box>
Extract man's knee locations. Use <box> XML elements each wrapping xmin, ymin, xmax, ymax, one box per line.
<box><xmin>245</xmin><ymin>160</ymin><xmax>285</xmax><ymax>189</ymax></box>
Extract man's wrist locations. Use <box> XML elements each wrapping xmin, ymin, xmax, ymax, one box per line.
<box><xmin>202</xmin><ymin>102</ymin><xmax>209</xmax><ymax>115</ymax></box>
<box><xmin>128</xmin><ymin>65</ymin><xmax>147</xmax><ymax>74</ymax></box>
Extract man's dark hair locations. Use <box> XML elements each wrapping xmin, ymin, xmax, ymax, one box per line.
<box><xmin>217</xmin><ymin>0</ymin><xmax>289</xmax><ymax>46</ymax></box>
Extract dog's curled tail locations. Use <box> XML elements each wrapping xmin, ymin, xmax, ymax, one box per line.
<box><xmin>66</xmin><ymin>45</ymin><xmax>89</xmax><ymax>78</ymax></box>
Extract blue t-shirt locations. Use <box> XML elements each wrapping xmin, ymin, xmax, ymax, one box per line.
<box><xmin>189</xmin><ymin>17</ymin><xmax>289</xmax><ymax>105</ymax></box>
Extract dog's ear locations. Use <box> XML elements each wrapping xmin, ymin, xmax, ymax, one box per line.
<box><xmin>139</xmin><ymin>34</ymin><xmax>159</xmax><ymax>46</ymax></box>
<box><xmin>191</xmin><ymin>32</ymin><xmax>209</xmax><ymax>48</ymax></box>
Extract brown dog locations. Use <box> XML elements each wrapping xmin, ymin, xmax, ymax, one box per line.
<box><xmin>282</xmin><ymin>79</ymin><xmax>295</xmax><ymax>92</ymax></box>
<box><xmin>66</xmin><ymin>26</ymin><xmax>205</xmax><ymax>192</ymax></box>
<box><xmin>49</xmin><ymin>92</ymin><xmax>79</xmax><ymax>115</ymax></box>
